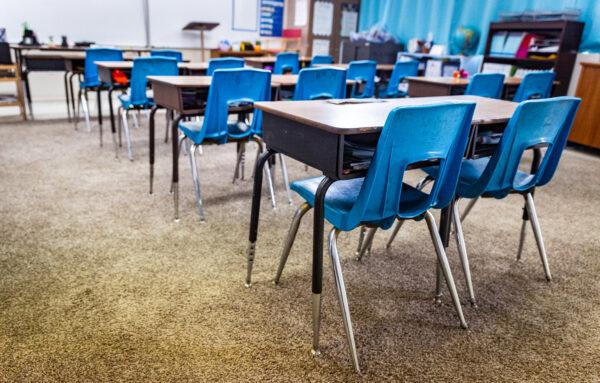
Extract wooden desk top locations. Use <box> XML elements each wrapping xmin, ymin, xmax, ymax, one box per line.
<box><xmin>313</xmin><ymin>63</ymin><xmax>395</xmax><ymax>71</ymax></box>
<box><xmin>12</xmin><ymin>45</ymin><xmax>151</xmax><ymax>53</ymax></box>
<box><xmin>148</xmin><ymin>75</ymin><xmax>284</xmax><ymax>88</ymax></box>
<box><xmin>407</xmin><ymin>76</ymin><xmax>523</xmax><ymax>86</ymax></box>
<box><xmin>256</xmin><ymin>95</ymin><xmax>517</xmax><ymax>134</ymax></box>
<box><xmin>96</xmin><ymin>61</ymin><xmax>208</xmax><ymax>70</ymax></box>
<box><xmin>245</xmin><ymin>56</ymin><xmax>311</xmax><ymax>64</ymax></box>
<box><xmin>23</xmin><ymin>51</ymin><xmax>139</xmax><ymax>60</ymax></box>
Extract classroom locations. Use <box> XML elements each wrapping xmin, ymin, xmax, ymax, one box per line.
<box><xmin>1</xmin><ymin>0</ymin><xmax>599</xmax><ymax>381</ymax></box>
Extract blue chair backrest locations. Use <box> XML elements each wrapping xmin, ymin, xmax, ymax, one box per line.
<box><xmin>347</xmin><ymin>60</ymin><xmax>377</xmax><ymax>98</ymax></box>
<box><xmin>345</xmin><ymin>102</ymin><xmax>476</xmax><ymax>227</ymax></box>
<box><xmin>83</xmin><ymin>48</ymin><xmax>123</xmax><ymax>87</ymax></box>
<box><xmin>463</xmin><ymin>97</ymin><xmax>580</xmax><ymax>199</ymax></box>
<box><xmin>200</xmin><ymin>68</ymin><xmax>271</xmax><ymax>143</ymax></box>
<box><xmin>465</xmin><ymin>73</ymin><xmax>505</xmax><ymax>99</ymax></box>
<box><xmin>385</xmin><ymin>60</ymin><xmax>419</xmax><ymax>96</ymax></box>
<box><xmin>311</xmin><ymin>55</ymin><xmax>333</xmax><ymax>66</ymax></box>
<box><xmin>274</xmin><ymin>52</ymin><xmax>300</xmax><ymax>74</ymax></box>
<box><xmin>207</xmin><ymin>57</ymin><xmax>245</xmax><ymax>76</ymax></box>
<box><xmin>150</xmin><ymin>49</ymin><xmax>183</xmax><ymax>62</ymax></box>
<box><xmin>129</xmin><ymin>57</ymin><xmax>179</xmax><ymax>106</ymax></box>
<box><xmin>293</xmin><ymin>67</ymin><xmax>346</xmax><ymax>100</ymax></box>
<box><xmin>512</xmin><ymin>71</ymin><xmax>555</xmax><ymax>102</ymax></box>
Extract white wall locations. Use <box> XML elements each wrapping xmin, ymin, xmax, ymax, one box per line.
<box><xmin>0</xmin><ymin>0</ymin><xmax>263</xmax><ymax>48</ymax></box>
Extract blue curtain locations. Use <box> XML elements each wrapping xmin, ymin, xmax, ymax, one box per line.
<box><xmin>359</xmin><ymin>0</ymin><xmax>600</xmax><ymax>53</ymax></box>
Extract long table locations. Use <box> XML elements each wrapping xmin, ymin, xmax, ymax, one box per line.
<box><xmin>245</xmin><ymin>95</ymin><xmax>518</xmax><ymax>358</ymax></box>
<box><xmin>244</xmin><ymin>56</ymin><xmax>312</xmax><ymax>69</ymax></box>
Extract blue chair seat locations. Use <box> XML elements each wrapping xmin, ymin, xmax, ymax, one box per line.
<box><xmin>291</xmin><ymin>176</ymin><xmax>429</xmax><ymax>231</ymax></box>
<box><xmin>178</xmin><ymin>120</ymin><xmax>227</xmax><ymax>145</ymax></box>
<box><xmin>118</xmin><ymin>90</ymin><xmax>154</xmax><ymax>109</ymax></box>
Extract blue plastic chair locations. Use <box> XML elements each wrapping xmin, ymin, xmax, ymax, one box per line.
<box><xmin>465</xmin><ymin>73</ymin><xmax>505</xmax><ymax>99</ymax></box>
<box><xmin>293</xmin><ymin>67</ymin><xmax>347</xmax><ymax>100</ymax></box>
<box><xmin>347</xmin><ymin>60</ymin><xmax>377</xmax><ymax>98</ymax></box>
<box><xmin>512</xmin><ymin>71</ymin><xmax>555</xmax><ymax>102</ymax></box>
<box><xmin>417</xmin><ymin>97</ymin><xmax>580</xmax><ymax>306</ymax></box>
<box><xmin>117</xmin><ymin>57</ymin><xmax>178</xmax><ymax>160</ymax></box>
<box><xmin>207</xmin><ymin>57</ymin><xmax>245</xmax><ymax>76</ymax></box>
<box><xmin>382</xmin><ymin>60</ymin><xmax>419</xmax><ymax>98</ymax></box>
<box><xmin>310</xmin><ymin>55</ymin><xmax>334</xmax><ymax>66</ymax></box>
<box><xmin>273</xmin><ymin>52</ymin><xmax>299</xmax><ymax>74</ymax></box>
<box><xmin>76</xmin><ymin>48</ymin><xmax>123</xmax><ymax>133</ymax></box>
<box><xmin>274</xmin><ymin>101</ymin><xmax>476</xmax><ymax>372</ymax></box>
<box><xmin>150</xmin><ymin>49</ymin><xmax>183</xmax><ymax>62</ymax></box>
<box><xmin>177</xmin><ymin>68</ymin><xmax>276</xmax><ymax>221</ymax></box>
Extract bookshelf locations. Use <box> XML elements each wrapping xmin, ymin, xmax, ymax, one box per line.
<box><xmin>482</xmin><ymin>20</ymin><xmax>584</xmax><ymax>95</ymax></box>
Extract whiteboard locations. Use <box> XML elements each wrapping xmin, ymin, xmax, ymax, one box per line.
<box><xmin>0</xmin><ymin>0</ymin><xmax>146</xmax><ymax>46</ymax></box>
<box><xmin>148</xmin><ymin>0</ymin><xmax>261</xmax><ymax>48</ymax></box>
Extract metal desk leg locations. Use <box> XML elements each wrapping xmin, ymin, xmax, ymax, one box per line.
<box><xmin>23</xmin><ymin>70</ymin><xmax>33</xmax><ymax>119</ymax></box>
<box><xmin>312</xmin><ymin>177</ymin><xmax>335</xmax><ymax>356</ymax></box>
<box><xmin>148</xmin><ymin>105</ymin><xmax>159</xmax><ymax>194</ymax></box>
<box><xmin>107</xmin><ymin>85</ymin><xmax>117</xmax><ymax>152</ymax></box>
<box><xmin>245</xmin><ymin>149</ymin><xmax>276</xmax><ymax>288</ymax></box>
<box><xmin>97</xmin><ymin>87</ymin><xmax>103</xmax><ymax>146</ymax></box>
<box><xmin>69</xmin><ymin>73</ymin><xmax>77</xmax><ymax>119</ymax></box>
<box><xmin>64</xmin><ymin>71</ymin><xmax>71</xmax><ymax>121</ymax></box>
<box><xmin>171</xmin><ymin>115</ymin><xmax>184</xmax><ymax>222</ymax></box>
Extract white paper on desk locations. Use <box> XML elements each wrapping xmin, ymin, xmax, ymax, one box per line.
<box><xmin>312</xmin><ymin>1</ymin><xmax>333</xmax><ymax>36</ymax></box>
<box><xmin>312</xmin><ymin>39</ymin><xmax>330</xmax><ymax>56</ymax></box>
<box><xmin>294</xmin><ymin>0</ymin><xmax>308</xmax><ymax>26</ymax></box>
<box><xmin>340</xmin><ymin>7</ymin><xmax>358</xmax><ymax>37</ymax></box>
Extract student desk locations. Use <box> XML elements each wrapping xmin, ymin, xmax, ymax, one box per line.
<box><xmin>145</xmin><ymin>74</ymin><xmax>306</xmax><ymax>200</ymax></box>
<box><xmin>244</xmin><ymin>56</ymin><xmax>312</xmax><ymax>70</ymax></box>
<box><xmin>12</xmin><ymin>46</ymin><xmax>148</xmax><ymax>119</ymax></box>
<box><xmin>95</xmin><ymin>61</ymin><xmax>210</xmax><ymax>145</ymax></box>
<box><xmin>245</xmin><ymin>95</ymin><xmax>518</xmax><ymax>355</ymax></box>
<box><xmin>313</xmin><ymin>62</ymin><xmax>395</xmax><ymax>73</ymax></box>
<box><xmin>406</xmin><ymin>76</ymin><xmax>537</xmax><ymax>99</ymax></box>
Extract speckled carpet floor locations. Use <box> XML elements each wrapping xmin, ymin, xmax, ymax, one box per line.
<box><xmin>1</xmin><ymin>117</ymin><xmax>599</xmax><ymax>382</ymax></box>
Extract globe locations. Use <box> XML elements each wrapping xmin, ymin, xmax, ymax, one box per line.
<box><xmin>451</xmin><ymin>26</ymin><xmax>480</xmax><ymax>55</ymax></box>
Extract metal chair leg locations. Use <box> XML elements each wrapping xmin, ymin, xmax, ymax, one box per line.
<box><xmin>188</xmin><ymin>141</ymin><xmax>206</xmax><ymax>222</ymax></box>
<box><xmin>75</xmin><ymin>88</ymin><xmax>82</xmax><ymax>130</ymax></box>
<box><xmin>416</xmin><ymin>175</ymin><xmax>433</xmax><ymax>191</ymax></box>
<box><xmin>132</xmin><ymin>110</ymin><xmax>140</xmax><ymax>129</ymax></box>
<box><xmin>328</xmin><ymin>228</ymin><xmax>361</xmax><ymax>373</ymax></box>
<box><xmin>460</xmin><ymin>197</ymin><xmax>479</xmax><ymax>222</ymax></box>
<box><xmin>452</xmin><ymin>203</ymin><xmax>476</xmax><ymax>306</ymax></box>
<box><xmin>385</xmin><ymin>218</ymin><xmax>405</xmax><ymax>249</ymax></box>
<box><xmin>170</xmin><ymin>134</ymin><xmax>186</xmax><ymax>194</ymax></box>
<box><xmin>424</xmin><ymin>211</ymin><xmax>468</xmax><ymax>329</ymax></box>
<box><xmin>356</xmin><ymin>227</ymin><xmax>377</xmax><ymax>261</ymax></box>
<box><xmin>516</xmin><ymin>220</ymin><xmax>528</xmax><ymax>261</ymax></box>
<box><xmin>81</xmin><ymin>90</ymin><xmax>92</xmax><ymax>132</ymax></box>
<box><xmin>274</xmin><ymin>202</ymin><xmax>311</xmax><ymax>284</ymax></box>
<box><xmin>278</xmin><ymin>154</ymin><xmax>293</xmax><ymax>204</ymax></box>
<box><xmin>121</xmin><ymin>108</ymin><xmax>133</xmax><ymax>161</ymax></box>
<box><xmin>241</xmin><ymin>142</ymin><xmax>246</xmax><ymax>180</ymax></box>
<box><xmin>355</xmin><ymin>226</ymin><xmax>366</xmax><ymax>256</ymax></box>
<box><xmin>525</xmin><ymin>193</ymin><xmax>552</xmax><ymax>281</ymax></box>
<box><xmin>233</xmin><ymin>142</ymin><xmax>242</xmax><ymax>183</ymax></box>
<box><xmin>164</xmin><ymin>110</ymin><xmax>170</xmax><ymax>143</ymax></box>
<box><xmin>251</xmin><ymin>136</ymin><xmax>277</xmax><ymax>208</ymax></box>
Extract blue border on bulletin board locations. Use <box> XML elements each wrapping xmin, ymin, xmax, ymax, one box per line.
<box><xmin>232</xmin><ymin>0</ymin><xmax>260</xmax><ymax>32</ymax></box>
<box><xmin>259</xmin><ymin>0</ymin><xmax>284</xmax><ymax>37</ymax></box>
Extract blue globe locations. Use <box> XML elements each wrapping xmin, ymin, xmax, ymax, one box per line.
<box><xmin>451</xmin><ymin>26</ymin><xmax>480</xmax><ymax>55</ymax></box>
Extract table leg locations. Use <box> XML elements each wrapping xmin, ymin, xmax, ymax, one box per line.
<box><xmin>107</xmin><ymin>85</ymin><xmax>117</xmax><ymax>152</ymax></box>
<box><xmin>23</xmin><ymin>70</ymin><xmax>33</xmax><ymax>118</ymax></box>
<box><xmin>69</xmin><ymin>73</ymin><xmax>77</xmax><ymax>118</ymax></box>
<box><xmin>97</xmin><ymin>87</ymin><xmax>103</xmax><ymax>146</ymax></box>
<box><xmin>245</xmin><ymin>148</ymin><xmax>276</xmax><ymax>287</ymax></box>
<box><xmin>171</xmin><ymin>115</ymin><xmax>184</xmax><ymax>221</ymax></box>
<box><xmin>149</xmin><ymin>105</ymin><xmax>159</xmax><ymax>194</ymax></box>
<box><xmin>311</xmin><ymin>176</ymin><xmax>335</xmax><ymax>356</ymax></box>
<box><xmin>64</xmin><ymin>71</ymin><xmax>71</xmax><ymax>121</ymax></box>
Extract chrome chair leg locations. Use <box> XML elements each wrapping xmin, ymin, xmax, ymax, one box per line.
<box><xmin>75</xmin><ymin>89</ymin><xmax>82</xmax><ymax>130</ymax></box>
<box><xmin>164</xmin><ymin>110</ymin><xmax>170</xmax><ymax>143</ymax></box>
<box><xmin>121</xmin><ymin>108</ymin><xmax>133</xmax><ymax>161</ymax></box>
<box><xmin>525</xmin><ymin>193</ymin><xmax>552</xmax><ymax>281</ymax></box>
<box><xmin>81</xmin><ymin>90</ymin><xmax>92</xmax><ymax>132</ymax></box>
<box><xmin>278</xmin><ymin>154</ymin><xmax>293</xmax><ymax>204</ymax></box>
<box><xmin>435</xmin><ymin>262</ymin><xmax>444</xmax><ymax>304</ymax></box>
<box><xmin>452</xmin><ymin>203</ymin><xmax>476</xmax><ymax>306</ymax></box>
<box><xmin>264</xmin><ymin>157</ymin><xmax>277</xmax><ymax>209</ymax></box>
<box><xmin>355</xmin><ymin>226</ymin><xmax>366</xmax><ymax>256</ymax></box>
<box><xmin>385</xmin><ymin>218</ymin><xmax>405</xmax><ymax>249</ymax></box>
<box><xmin>241</xmin><ymin>142</ymin><xmax>246</xmax><ymax>180</ymax></box>
<box><xmin>274</xmin><ymin>202</ymin><xmax>311</xmax><ymax>284</ymax></box>
<box><xmin>188</xmin><ymin>141</ymin><xmax>206</xmax><ymax>222</ymax></box>
<box><xmin>117</xmin><ymin>106</ymin><xmax>123</xmax><ymax>148</ymax></box>
<box><xmin>416</xmin><ymin>175</ymin><xmax>433</xmax><ymax>191</ymax></box>
<box><xmin>328</xmin><ymin>228</ymin><xmax>361</xmax><ymax>373</ymax></box>
<box><xmin>132</xmin><ymin>109</ymin><xmax>140</xmax><ymax>129</ymax></box>
<box><xmin>516</xmin><ymin>220</ymin><xmax>528</xmax><ymax>261</ymax></box>
<box><xmin>460</xmin><ymin>197</ymin><xmax>479</xmax><ymax>222</ymax></box>
<box><xmin>356</xmin><ymin>227</ymin><xmax>377</xmax><ymax>261</ymax></box>
<box><xmin>311</xmin><ymin>293</ymin><xmax>322</xmax><ymax>357</ymax></box>
<box><xmin>424</xmin><ymin>211</ymin><xmax>468</xmax><ymax>329</ymax></box>
<box><xmin>233</xmin><ymin>142</ymin><xmax>243</xmax><ymax>183</ymax></box>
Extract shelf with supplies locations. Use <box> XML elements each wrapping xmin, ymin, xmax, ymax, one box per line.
<box><xmin>482</xmin><ymin>20</ymin><xmax>583</xmax><ymax>95</ymax></box>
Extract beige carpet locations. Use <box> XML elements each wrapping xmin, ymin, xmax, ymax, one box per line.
<box><xmin>1</xmin><ymin>117</ymin><xmax>600</xmax><ymax>382</ymax></box>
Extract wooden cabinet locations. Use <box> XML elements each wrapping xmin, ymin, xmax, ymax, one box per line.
<box><xmin>569</xmin><ymin>62</ymin><xmax>600</xmax><ymax>149</ymax></box>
